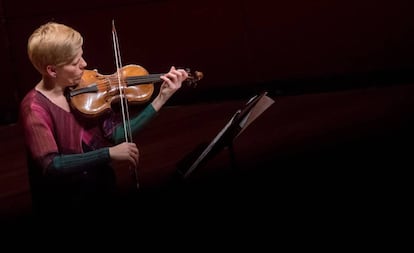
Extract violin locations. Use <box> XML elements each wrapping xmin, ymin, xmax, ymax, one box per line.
<box><xmin>68</xmin><ymin>64</ymin><xmax>203</xmax><ymax>117</ymax></box>
<box><xmin>73</xmin><ymin>20</ymin><xmax>202</xmax><ymax>190</ymax></box>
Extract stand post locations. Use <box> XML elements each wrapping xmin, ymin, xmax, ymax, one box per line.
<box><xmin>227</xmin><ymin>141</ymin><xmax>238</xmax><ymax>171</ymax></box>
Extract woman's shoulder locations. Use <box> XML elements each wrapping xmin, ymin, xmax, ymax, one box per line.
<box><xmin>20</xmin><ymin>89</ymin><xmax>50</xmax><ymax>114</ymax></box>
<box><xmin>21</xmin><ymin>89</ymin><xmax>37</xmax><ymax>107</ymax></box>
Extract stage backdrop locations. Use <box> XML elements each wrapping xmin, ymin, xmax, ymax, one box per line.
<box><xmin>1</xmin><ymin>0</ymin><xmax>414</xmax><ymax>124</ymax></box>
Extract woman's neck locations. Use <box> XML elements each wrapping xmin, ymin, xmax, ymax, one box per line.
<box><xmin>36</xmin><ymin>78</ymin><xmax>65</xmax><ymax>96</ymax></box>
<box><xmin>35</xmin><ymin>78</ymin><xmax>71</xmax><ymax>112</ymax></box>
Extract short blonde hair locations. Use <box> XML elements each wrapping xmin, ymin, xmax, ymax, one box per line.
<box><xmin>27</xmin><ymin>22</ymin><xmax>83</xmax><ymax>74</ymax></box>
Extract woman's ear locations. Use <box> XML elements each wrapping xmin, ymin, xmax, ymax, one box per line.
<box><xmin>46</xmin><ymin>65</ymin><xmax>57</xmax><ymax>78</ymax></box>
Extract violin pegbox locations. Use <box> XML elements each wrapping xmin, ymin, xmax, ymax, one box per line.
<box><xmin>185</xmin><ymin>68</ymin><xmax>203</xmax><ymax>88</ymax></box>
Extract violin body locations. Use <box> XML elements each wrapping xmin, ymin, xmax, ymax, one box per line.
<box><xmin>69</xmin><ymin>64</ymin><xmax>155</xmax><ymax>117</ymax></box>
<box><xmin>68</xmin><ymin>64</ymin><xmax>203</xmax><ymax>117</ymax></box>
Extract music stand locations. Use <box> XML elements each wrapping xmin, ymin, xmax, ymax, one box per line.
<box><xmin>176</xmin><ymin>91</ymin><xmax>275</xmax><ymax>179</ymax></box>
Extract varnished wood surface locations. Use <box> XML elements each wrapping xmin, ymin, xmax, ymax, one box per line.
<box><xmin>1</xmin><ymin>84</ymin><xmax>414</xmax><ymax>223</ymax></box>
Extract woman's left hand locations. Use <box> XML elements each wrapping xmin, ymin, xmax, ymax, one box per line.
<box><xmin>152</xmin><ymin>66</ymin><xmax>188</xmax><ymax>111</ymax></box>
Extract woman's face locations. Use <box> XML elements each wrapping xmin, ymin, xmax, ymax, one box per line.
<box><xmin>55</xmin><ymin>49</ymin><xmax>87</xmax><ymax>87</ymax></box>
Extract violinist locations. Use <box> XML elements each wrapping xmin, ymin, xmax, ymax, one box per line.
<box><xmin>19</xmin><ymin>21</ymin><xmax>188</xmax><ymax>217</ymax></box>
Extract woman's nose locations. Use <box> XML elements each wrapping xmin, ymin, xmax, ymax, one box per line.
<box><xmin>80</xmin><ymin>57</ymin><xmax>87</xmax><ymax>68</ymax></box>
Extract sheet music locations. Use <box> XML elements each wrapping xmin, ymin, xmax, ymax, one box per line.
<box><xmin>182</xmin><ymin>92</ymin><xmax>275</xmax><ymax>179</ymax></box>
<box><xmin>237</xmin><ymin>94</ymin><xmax>275</xmax><ymax>137</ymax></box>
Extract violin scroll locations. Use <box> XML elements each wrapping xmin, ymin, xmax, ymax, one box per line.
<box><xmin>184</xmin><ymin>68</ymin><xmax>203</xmax><ymax>88</ymax></box>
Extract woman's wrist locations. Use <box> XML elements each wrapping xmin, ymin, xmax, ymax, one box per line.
<box><xmin>151</xmin><ymin>95</ymin><xmax>166</xmax><ymax>112</ymax></box>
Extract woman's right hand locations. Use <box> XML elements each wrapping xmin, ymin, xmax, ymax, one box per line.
<box><xmin>109</xmin><ymin>142</ymin><xmax>139</xmax><ymax>168</ymax></box>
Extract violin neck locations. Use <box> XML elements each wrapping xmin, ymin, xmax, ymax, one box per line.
<box><xmin>126</xmin><ymin>74</ymin><xmax>164</xmax><ymax>86</ymax></box>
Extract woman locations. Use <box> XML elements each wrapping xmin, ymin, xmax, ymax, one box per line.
<box><xmin>19</xmin><ymin>22</ymin><xmax>188</xmax><ymax>216</ymax></box>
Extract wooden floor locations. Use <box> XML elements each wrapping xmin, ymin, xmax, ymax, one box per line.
<box><xmin>1</xmin><ymin>83</ymin><xmax>414</xmax><ymax>224</ymax></box>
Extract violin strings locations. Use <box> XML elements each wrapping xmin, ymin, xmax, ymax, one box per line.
<box><xmin>92</xmin><ymin>75</ymin><xmax>163</xmax><ymax>89</ymax></box>
<box><xmin>88</xmin><ymin>69</ymin><xmax>196</xmax><ymax>91</ymax></box>
<box><xmin>92</xmin><ymin>71</ymin><xmax>193</xmax><ymax>91</ymax></box>
<box><xmin>107</xmin><ymin>74</ymin><xmax>163</xmax><ymax>84</ymax></box>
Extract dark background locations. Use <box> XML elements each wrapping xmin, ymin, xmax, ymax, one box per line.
<box><xmin>0</xmin><ymin>0</ymin><xmax>413</xmax><ymax>224</ymax></box>
<box><xmin>1</xmin><ymin>0</ymin><xmax>414</xmax><ymax>123</ymax></box>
